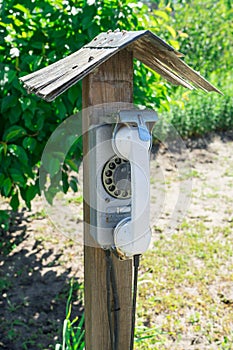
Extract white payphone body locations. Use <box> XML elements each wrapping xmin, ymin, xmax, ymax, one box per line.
<box><xmin>89</xmin><ymin>110</ymin><xmax>157</xmax><ymax>259</ymax></box>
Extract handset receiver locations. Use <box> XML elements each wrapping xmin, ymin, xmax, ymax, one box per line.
<box><xmin>112</xmin><ymin>124</ymin><xmax>151</xmax><ymax>259</ymax></box>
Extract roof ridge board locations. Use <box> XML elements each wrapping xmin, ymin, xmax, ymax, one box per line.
<box><xmin>84</xmin><ymin>30</ymin><xmax>148</xmax><ymax>49</ymax></box>
<box><xmin>145</xmin><ymin>30</ymin><xmax>182</xmax><ymax>55</ymax></box>
<box><xmin>84</xmin><ymin>30</ymin><xmax>180</xmax><ymax>55</ymax></box>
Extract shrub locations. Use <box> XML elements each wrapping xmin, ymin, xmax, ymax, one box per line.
<box><xmin>0</xmin><ymin>0</ymin><xmax>179</xmax><ymax>209</ymax></box>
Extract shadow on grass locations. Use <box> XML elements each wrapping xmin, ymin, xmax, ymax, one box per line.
<box><xmin>0</xmin><ymin>210</ymin><xmax>83</xmax><ymax>350</ymax></box>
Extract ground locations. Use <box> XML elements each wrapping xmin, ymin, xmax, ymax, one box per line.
<box><xmin>0</xmin><ymin>131</ymin><xmax>233</xmax><ymax>350</ymax></box>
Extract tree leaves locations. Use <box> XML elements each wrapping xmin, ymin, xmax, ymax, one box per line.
<box><xmin>10</xmin><ymin>191</ymin><xmax>19</xmax><ymax>211</ymax></box>
<box><xmin>42</xmin><ymin>153</ymin><xmax>61</xmax><ymax>177</ymax></box>
<box><xmin>22</xmin><ymin>137</ymin><xmax>37</xmax><ymax>152</ymax></box>
<box><xmin>8</xmin><ymin>144</ymin><xmax>28</xmax><ymax>163</ymax></box>
<box><xmin>20</xmin><ymin>185</ymin><xmax>38</xmax><ymax>210</ymax></box>
<box><xmin>2</xmin><ymin>178</ymin><xmax>12</xmax><ymax>196</ymax></box>
<box><xmin>3</xmin><ymin>126</ymin><xmax>27</xmax><ymax>142</ymax></box>
<box><xmin>0</xmin><ymin>0</ymin><xmax>179</xmax><ymax>210</ymax></box>
<box><xmin>172</xmin><ymin>0</ymin><xmax>232</xmax><ymax>76</ymax></box>
<box><xmin>10</xmin><ymin>168</ymin><xmax>25</xmax><ymax>186</ymax></box>
<box><xmin>13</xmin><ymin>3</ymin><xmax>31</xmax><ymax>16</ymax></box>
<box><xmin>1</xmin><ymin>95</ymin><xmax>18</xmax><ymax>113</ymax></box>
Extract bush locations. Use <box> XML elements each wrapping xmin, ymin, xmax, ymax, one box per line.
<box><xmin>164</xmin><ymin>86</ymin><xmax>233</xmax><ymax>138</ymax></box>
<box><xmin>0</xmin><ymin>0</ymin><xmax>179</xmax><ymax>209</ymax></box>
<box><xmin>163</xmin><ymin>0</ymin><xmax>233</xmax><ymax>138</ymax></box>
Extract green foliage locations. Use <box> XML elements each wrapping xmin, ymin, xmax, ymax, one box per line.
<box><xmin>136</xmin><ymin>220</ymin><xmax>233</xmax><ymax>348</ymax></box>
<box><xmin>0</xmin><ymin>0</ymin><xmax>179</xmax><ymax>209</ymax></box>
<box><xmin>164</xmin><ymin>88</ymin><xmax>233</xmax><ymax>138</ymax></box>
<box><xmin>1</xmin><ymin>0</ymin><xmax>231</xmax><ymax>209</ymax></box>
<box><xmin>0</xmin><ymin>0</ymin><xmax>88</xmax><ymax>210</ymax></box>
<box><xmin>0</xmin><ymin>210</ymin><xmax>17</xmax><ymax>255</ymax></box>
<box><xmin>159</xmin><ymin>0</ymin><xmax>233</xmax><ymax>139</ymax></box>
<box><xmin>170</xmin><ymin>0</ymin><xmax>233</xmax><ymax>76</ymax></box>
<box><xmin>55</xmin><ymin>279</ymin><xmax>84</xmax><ymax>350</ymax></box>
<box><xmin>0</xmin><ymin>210</ymin><xmax>10</xmax><ymax>232</ymax></box>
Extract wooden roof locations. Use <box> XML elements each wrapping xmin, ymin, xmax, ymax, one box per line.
<box><xmin>20</xmin><ymin>30</ymin><xmax>221</xmax><ymax>101</ymax></box>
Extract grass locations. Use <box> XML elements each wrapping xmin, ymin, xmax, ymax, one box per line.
<box><xmin>135</xmin><ymin>219</ymin><xmax>233</xmax><ymax>349</ymax></box>
<box><xmin>67</xmin><ymin>195</ymin><xmax>83</xmax><ymax>205</ymax></box>
<box><xmin>56</xmin><ymin>218</ymin><xmax>233</xmax><ymax>349</ymax></box>
<box><xmin>0</xmin><ymin>210</ymin><xmax>16</xmax><ymax>256</ymax></box>
<box><xmin>224</xmin><ymin>168</ymin><xmax>233</xmax><ymax>177</ymax></box>
<box><xmin>29</xmin><ymin>209</ymin><xmax>47</xmax><ymax>220</ymax></box>
<box><xmin>0</xmin><ymin>277</ymin><xmax>12</xmax><ymax>293</ymax></box>
<box><xmin>1</xmin><ymin>221</ymin><xmax>231</xmax><ymax>350</ymax></box>
<box><xmin>55</xmin><ymin>279</ymin><xmax>85</xmax><ymax>350</ymax></box>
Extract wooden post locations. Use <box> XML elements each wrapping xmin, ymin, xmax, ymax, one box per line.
<box><xmin>82</xmin><ymin>49</ymin><xmax>133</xmax><ymax>350</ymax></box>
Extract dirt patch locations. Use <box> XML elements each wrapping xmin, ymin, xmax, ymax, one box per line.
<box><xmin>0</xmin><ymin>209</ymin><xmax>83</xmax><ymax>350</ymax></box>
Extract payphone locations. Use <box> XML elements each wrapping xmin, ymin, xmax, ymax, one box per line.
<box><xmin>89</xmin><ymin>109</ymin><xmax>158</xmax><ymax>260</ymax></box>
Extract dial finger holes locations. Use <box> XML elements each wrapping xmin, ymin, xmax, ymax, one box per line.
<box><xmin>102</xmin><ymin>156</ymin><xmax>131</xmax><ymax>199</ymax></box>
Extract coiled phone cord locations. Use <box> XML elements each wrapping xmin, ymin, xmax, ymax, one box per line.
<box><xmin>105</xmin><ymin>250</ymin><xmax>140</xmax><ymax>350</ymax></box>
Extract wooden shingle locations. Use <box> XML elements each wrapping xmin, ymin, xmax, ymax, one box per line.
<box><xmin>20</xmin><ymin>30</ymin><xmax>221</xmax><ymax>101</ymax></box>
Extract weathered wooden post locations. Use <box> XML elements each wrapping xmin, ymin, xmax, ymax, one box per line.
<box><xmin>82</xmin><ymin>49</ymin><xmax>133</xmax><ymax>349</ymax></box>
<box><xmin>20</xmin><ymin>29</ymin><xmax>220</xmax><ymax>350</ymax></box>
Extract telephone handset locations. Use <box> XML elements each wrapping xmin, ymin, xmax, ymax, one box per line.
<box><xmin>89</xmin><ymin>109</ymin><xmax>157</xmax><ymax>259</ymax></box>
<box><xmin>112</xmin><ymin>124</ymin><xmax>151</xmax><ymax>258</ymax></box>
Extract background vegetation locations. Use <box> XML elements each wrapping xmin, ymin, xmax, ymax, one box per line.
<box><xmin>1</xmin><ymin>0</ymin><xmax>232</xmax><ymax>209</ymax></box>
<box><xmin>0</xmin><ymin>0</ymin><xmax>179</xmax><ymax>210</ymax></box>
<box><xmin>165</xmin><ymin>0</ymin><xmax>233</xmax><ymax>137</ymax></box>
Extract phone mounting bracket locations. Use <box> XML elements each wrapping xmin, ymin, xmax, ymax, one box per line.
<box><xmin>89</xmin><ymin>109</ymin><xmax>157</xmax><ymax>260</ymax></box>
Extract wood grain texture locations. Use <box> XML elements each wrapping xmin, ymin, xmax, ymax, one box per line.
<box><xmin>20</xmin><ymin>30</ymin><xmax>221</xmax><ymax>101</ymax></box>
<box><xmin>82</xmin><ymin>49</ymin><xmax>133</xmax><ymax>350</ymax></box>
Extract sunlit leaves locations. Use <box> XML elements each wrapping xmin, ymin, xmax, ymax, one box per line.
<box><xmin>22</xmin><ymin>137</ymin><xmax>37</xmax><ymax>152</ymax></box>
<box><xmin>3</xmin><ymin>126</ymin><xmax>27</xmax><ymax>142</ymax></box>
<box><xmin>1</xmin><ymin>0</ymin><xmax>179</xmax><ymax>210</ymax></box>
<box><xmin>171</xmin><ymin>0</ymin><xmax>233</xmax><ymax>75</ymax></box>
